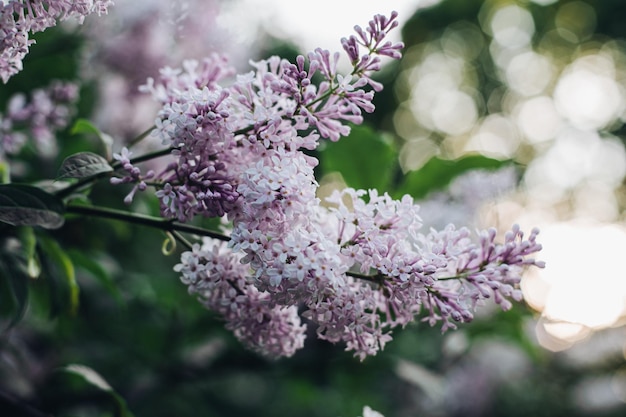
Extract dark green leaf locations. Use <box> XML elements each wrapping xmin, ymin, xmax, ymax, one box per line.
<box><xmin>0</xmin><ymin>184</ymin><xmax>65</xmax><ymax>229</ymax></box>
<box><xmin>57</xmin><ymin>151</ymin><xmax>113</xmax><ymax>180</ymax></box>
<box><xmin>61</xmin><ymin>364</ymin><xmax>135</xmax><ymax>417</ymax></box>
<box><xmin>394</xmin><ymin>154</ymin><xmax>508</xmax><ymax>199</ymax></box>
<box><xmin>62</xmin><ymin>364</ymin><xmax>113</xmax><ymax>392</ymax></box>
<box><xmin>0</xmin><ymin>234</ymin><xmax>31</xmax><ymax>330</ymax></box>
<box><xmin>38</xmin><ymin>235</ymin><xmax>79</xmax><ymax>317</ymax></box>
<box><xmin>319</xmin><ymin>124</ymin><xmax>398</xmax><ymax>192</ymax></box>
<box><xmin>67</xmin><ymin>249</ymin><xmax>122</xmax><ymax>303</ymax></box>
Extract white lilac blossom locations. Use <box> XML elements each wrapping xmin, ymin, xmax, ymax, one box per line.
<box><xmin>143</xmin><ymin>12</ymin><xmax>545</xmax><ymax>360</ymax></box>
<box><xmin>0</xmin><ymin>0</ymin><xmax>113</xmax><ymax>83</ymax></box>
<box><xmin>0</xmin><ymin>80</ymin><xmax>78</xmax><ymax>161</ymax></box>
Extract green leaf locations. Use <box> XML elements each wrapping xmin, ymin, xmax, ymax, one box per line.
<box><xmin>18</xmin><ymin>226</ymin><xmax>40</xmax><ymax>279</ymax></box>
<box><xmin>63</xmin><ymin>364</ymin><xmax>113</xmax><ymax>392</ymax></box>
<box><xmin>38</xmin><ymin>235</ymin><xmax>79</xmax><ymax>317</ymax></box>
<box><xmin>0</xmin><ymin>184</ymin><xmax>65</xmax><ymax>229</ymax></box>
<box><xmin>67</xmin><ymin>249</ymin><xmax>122</xmax><ymax>303</ymax></box>
<box><xmin>57</xmin><ymin>151</ymin><xmax>113</xmax><ymax>180</ymax></box>
<box><xmin>61</xmin><ymin>364</ymin><xmax>135</xmax><ymax>417</ymax></box>
<box><xmin>0</xmin><ymin>234</ymin><xmax>31</xmax><ymax>330</ymax></box>
<box><xmin>0</xmin><ymin>161</ymin><xmax>9</xmax><ymax>184</ymax></box>
<box><xmin>319</xmin><ymin>124</ymin><xmax>398</xmax><ymax>192</ymax></box>
<box><xmin>70</xmin><ymin>119</ymin><xmax>114</xmax><ymax>156</ymax></box>
<box><xmin>394</xmin><ymin>154</ymin><xmax>508</xmax><ymax>199</ymax></box>
<box><xmin>70</xmin><ymin>118</ymin><xmax>102</xmax><ymax>136</ymax></box>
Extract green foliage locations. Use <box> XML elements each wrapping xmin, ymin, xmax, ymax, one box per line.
<box><xmin>0</xmin><ymin>162</ymin><xmax>9</xmax><ymax>184</ymax></box>
<box><xmin>37</xmin><ymin>234</ymin><xmax>79</xmax><ymax>317</ymax></box>
<box><xmin>0</xmin><ymin>184</ymin><xmax>65</xmax><ymax>229</ymax></box>
<box><xmin>67</xmin><ymin>248</ymin><xmax>122</xmax><ymax>303</ymax></box>
<box><xmin>60</xmin><ymin>364</ymin><xmax>135</xmax><ymax>417</ymax></box>
<box><xmin>57</xmin><ymin>152</ymin><xmax>113</xmax><ymax>180</ymax></box>
<box><xmin>394</xmin><ymin>154</ymin><xmax>508</xmax><ymax>199</ymax></box>
<box><xmin>0</xmin><ymin>230</ymin><xmax>32</xmax><ymax>330</ymax></box>
<box><xmin>318</xmin><ymin>124</ymin><xmax>398</xmax><ymax>192</ymax></box>
<box><xmin>71</xmin><ymin>118</ymin><xmax>105</xmax><ymax>136</ymax></box>
<box><xmin>70</xmin><ymin>118</ymin><xmax>115</xmax><ymax>157</ymax></box>
<box><xmin>2</xmin><ymin>1</ymin><xmax>626</xmax><ymax>417</ymax></box>
<box><xmin>0</xmin><ymin>26</ymin><xmax>84</xmax><ymax>105</ymax></box>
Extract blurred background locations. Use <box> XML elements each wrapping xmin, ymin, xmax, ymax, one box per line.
<box><xmin>3</xmin><ymin>0</ymin><xmax>626</xmax><ymax>416</ymax></box>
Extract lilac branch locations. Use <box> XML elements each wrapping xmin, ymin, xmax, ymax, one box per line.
<box><xmin>65</xmin><ymin>204</ymin><xmax>230</xmax><ymax>242</ymax></box>
<box><xmin>65</xmin><ymin>203</ymin><xmax>415</xmax><ymax>285</ymax></box>
<box><xmin>111</xmin><ymin>147</ymin><xmax>173</xmax><ymax>169</ymax></box>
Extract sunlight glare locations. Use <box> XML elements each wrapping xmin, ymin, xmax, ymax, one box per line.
<box><xmin>523</xmin><ymin>222</ymin><xmax>626</xmax><ymax>348</ymax></box>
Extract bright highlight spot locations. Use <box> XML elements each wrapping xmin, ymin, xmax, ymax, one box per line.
<box><xmin>554</xmin><ymin>56</ymin><xmax>624</xmax><ymax>130</ymax></box>
<box><xmin>524</xmin><ymin>129</ymin><xmax>626</xmax><ymax>193</ymax></box>
<box><xmin>515</xmin><ymin>96</ymin><xmax>563</xmax><ymax>144</ymax></box>
<box><xmin>221</xmin><ymin>0</ymin><xmax>429</xmax><ymax>54</ymax></box>
<box><xmin>489</xmin><ymin>5</ymin><xmax>535</xmax><ymax>48</ymax></box>
<box><xmin>523</xmin><ymin>222</ymin><xmax>626</xmax><ymax>349</ymax></box>
<box><xmin>465</xmin><ymin>114</ymin><xmax>519</xmax><ymax>158</ymax></box>
<box><xmin>506</xmin><ymin>51</ymin><xmax>554</xmax><ymax>96</ymax></box>
<box><xmin>431</xmin><ymin>91</ymin><xmax>478</xmax><ymax>136</ymax></box>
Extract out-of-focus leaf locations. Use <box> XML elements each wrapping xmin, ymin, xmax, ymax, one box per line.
<box><xmin>57</xmin><ymin>151</ymin><xmax>113</xmax><ymax>180</ymax></box>
<box><xmin>70</xmin><ymin>118</ymin><xmax>102</xmax><ymax>136</ymax></box>
<box><xmin>67</xmin><ymin>249</ymin><xmax>122</xmax><ymax>303</ymax></box>
<box><xmin>70</xmin><ymin>118</ymin><xmax>114</xmax><ymax>158</ymax></box>
<box><xmin>38</xmin><ymin>235</ymin><xmax>79</xmax><ymax>317</ymax></box>
<box><xmin>319</xmin><ymin>124</ymin><xmax>398</xmax><ymax>192</ymax></box>
<box><xmin>18</xmin><ymin>226</ymin><xmax>40</xmax><ymax>278</ymax></box>
<box><xmin>0</xmin><ymin>161</ymin><xmax>9</xmax><ymax>184</ymax></box>
<box><xmin>465</xmin><ymin>306</ymin><xmax>543</xmax><ymax>363</ymax></box>
<box><xmin>0</xmin><ymin>234</ymin><xmax>30</xmax><ymax>330</ymax></box>
<box><xmin>394</xmin><ymin>155</ymin><xmax>508</xmax><ymax>199</ymax></box>
<box><xmin>63</xmin><ymin>364</ymin><xmax>113</xmax><ymax>391</ymax></box>
<box><xmin>61</xmin><ymin>364</ymin><xmax>135</xmax><ymax>417</ymax></box>
<box><xmin>0</xmin><ymin>184</ymin><xmax>65</xmax><ymax>229</ymax></box>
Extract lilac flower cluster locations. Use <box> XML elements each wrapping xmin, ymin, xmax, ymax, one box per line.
<box><xmin>341</xmin><ymin>12</ymin><xmax>403</xmax><ymax>91</ymax></box>
<box><xmin>0</xmin><ymin>80</ymin><xmax>78</xmax><ymax>161</ymax></box>
<box><xmin>137</xmin><ymin>57</ymin><xmax>240</xmax><ymax>220</ymax></box>
<box><xmin>134</xmin><ymin>15</ymin><xmax>401</xmax><ymax>219</ymax></box>
<box><xmin>175</xmin><ymin>240</ymin><xmax>306</xmax><ymax>358</ymax></box>
<box><xmin>110</xmin><ymin>147</ymin><xmax>155</xmax><ymax>204</ymax></box>
<box><xmin>0</xmin><ymin>0</ymin><xmax>113</xmax><ymax>83</ymax></box>
<box><xmin>123</xmin><ymin>12</ymin><xmax>544</xmax><ymax>359</ymax></box>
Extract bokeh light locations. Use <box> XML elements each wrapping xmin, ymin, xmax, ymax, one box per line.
<box><xmin>391</xmin><ymin>0</ymin><xmax>626</xmax><ymax>353</ymax></box>
<box><xmin>524</xmin><ymin>222</ymin><xmax>626</xmax><ymax>351</ymax></box>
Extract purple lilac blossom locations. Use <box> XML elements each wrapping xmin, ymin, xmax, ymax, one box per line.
<box><xmin>174</xmin><ymin>239</ymin><xmax>306</xmax><ymax>358</ymax></box>
<box><xmin>152</xmin><ymin>13</ymin><xmax>544</xmax><ymax>359</ymax></box>
<box><xmin>0</xmin><ymin>80</ymin><xmax>78</xmax><ymax>161</ymax></box>
<box><xmin>0</xmin><ymin>0</ymin><xmax>113</xmax><ymax>83</ymax></box>
<box><xmin>110</xmin><ymin>147</ymin><xmax>155</xmax><ymax>204</ymax></box>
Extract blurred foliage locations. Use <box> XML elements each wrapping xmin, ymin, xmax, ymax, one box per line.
<box><xmin>318</xmin><ymin>125</ymin><xmax>399</xmax><ymax>192</ymax></box>
<box><xmin>2</xmin><ymin>1</ymin><xmax>626</xmax><ymax>417</ymax></box>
